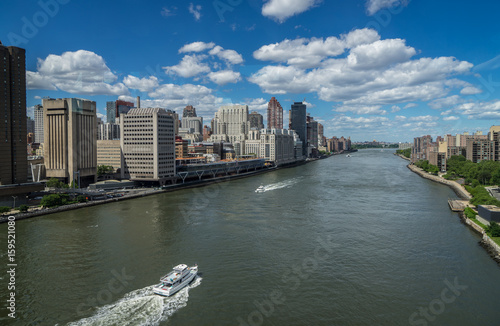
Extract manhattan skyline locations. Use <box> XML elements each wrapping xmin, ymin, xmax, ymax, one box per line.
<box><xmin>1</xmin><ymin>0</ymin><xmax>500</xmax><ymax>142</ymax></box>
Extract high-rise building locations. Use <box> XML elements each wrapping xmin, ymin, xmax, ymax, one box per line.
<box><xmin>106</xmin><ymin>101</ymin><xmax>115</xmax><ymax>124</ymax></box>
<box><xmin>98</xmin><ymin>123</ymin><xmax>120</xmax><ymax>140</ymax></box>
<box><xmin>307</xmin><ymin>114</ymin><xmax>318</xmax><ymax>150</ymax></box>
<box><xmin>106</xmin><ymin>100</ymin><xmax>134</xmax><ymax>124</ymax></box>
<box><xmin>245</xmin><ymin>129</ymin><xmax>295</xmax><ymax>165</ymax></box>
<box><xmin>120</xmin><ymin>108</ymin><xmax>175</xmax><ymax>185</ymax></box>
<box><xmin>181</xmin><ymin>116</ymin><xmax>203</xmax><ymax>133</ymax></box>
<box><xmin>97</xmin><ymin>140</ymin><xmax>121</xmax><ymax>172</ymax></box>
<box><xmin>43</xmin><ymin>98</ymin><xmax>97</xmax><ymax>187</ymax></box>
<box><xmin>249</xmin><ymin>111</ymin><xmax>264</xmax><ymax>130</ymax></box>
<box><xmin>183</xmin><ymin>105</ymin><xmax>197</xmax><ymax>118</ymax></box>
<box><xmin>27</xmin><ymin>116</ymin><xmax>35</xmax><ymax>135</ymax></box>
<box><xmin>0</xmin><ymin>42</ymin><xmax>27</xmax><ymax>185</ymax></box>
<box><xmin>34</xmin><ymin>104</ymin><xmax>44</xmax><ymax>143</ymax></box>
<box><xmin>267</xmin><ymin>97</ymin><xmax>283</xmax><ymax>129</ymax></box>
<box><xmin>289</xmin><ymin>102</ymin><xmax>307</xmax><ymax>157</ymax></box>
<box><xmin>210</xmin><ymin>105</ymin><xmax>250</xmax><ymax>143</ymax></box>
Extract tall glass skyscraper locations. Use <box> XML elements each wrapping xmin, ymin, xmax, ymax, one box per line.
<box><xmin>289</xmin><ymin>102</ymin><xmax>307</xmax><ymax>157</ymax></box>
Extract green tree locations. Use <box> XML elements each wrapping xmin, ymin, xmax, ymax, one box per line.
<box><xmin>40</xmin><ymin>194</ymin><xmax>70</xmax><ymax>208</ymax></box>
<box><xmin>97</xmin><ymin>165</ymin><xmax>114</xmax><ymax>176</ymax></box>
<box><xmin>76</xmin><ymin>195</ymin><xmax>87</xmax><ymax>203</ymax></box>
<box><xmin>0</xmin><ymin>206</ymin><xmax>11</xmax><ymax>214</ymax></box>
<box><xmin>18</xmin><ymin>204</ymin><xmax>29</xmax><ymax>212</ymax></box>
<box><xmin>46</xmin><ymin>178</ymin><xmax>62</xmax><ymax>188</ymax></box>
<box><xmin>486</xmin><ymin>222</ymin><xmax>500</xmax><ymax>237</ymax></box>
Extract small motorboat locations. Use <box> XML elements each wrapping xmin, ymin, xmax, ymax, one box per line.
<box><xmin>255</xmin><ymin>185</ymin><xmax>265</xmax><ymax>193</ymax></box>
<box><xmin>153</xmin><ymin>264</ymin><xmax>198</xmax><ymax>297</ymax></box>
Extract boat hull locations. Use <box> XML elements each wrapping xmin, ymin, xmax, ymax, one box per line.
<box><xmin>153</xmin><ymin>268</ymin><xmax>197</xmax><ymax>297</ymax></box>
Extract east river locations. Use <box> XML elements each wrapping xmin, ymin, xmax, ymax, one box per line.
<box><xmin>1</xmin><ymin>149</ymin><xmax>500</xmax><ymax>325</ymax></box>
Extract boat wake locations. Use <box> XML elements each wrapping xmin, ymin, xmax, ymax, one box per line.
<box><xmin>67</xmin><ymin>276</ymin><xmax>202</xmax><ymax>326</ymax></box>
<box><xmin>256</xmin><ymin>177</ymin><xmax>302</xmax><ymax>193</ymax></box>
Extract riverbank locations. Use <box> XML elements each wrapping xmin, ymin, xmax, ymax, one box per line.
<box><xmin>405</xmin><ymin>161</ymin><xmax>500</xmax><ymax>264</ymax></box>
<box><xmin>406</xmin><ymin>164</ymin><xmax>471</xmax><ymax>199</ymax></box>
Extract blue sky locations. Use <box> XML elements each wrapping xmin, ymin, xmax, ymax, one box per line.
<box><xmin>2</xmin><ymin>0</ymin><xmax>500</xmax><ymax>142</ymax></box>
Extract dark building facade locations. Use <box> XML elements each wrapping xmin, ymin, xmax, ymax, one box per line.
<box><xmin>0</xmin><ymin>41</ymin><xmax>27</xmax><ymax>185</ymax></box>
<box><xmin>249</xmin><ymin>111</ymin><xmax>264</xmax><ymax>129</ymax></box>
<box><xmin>289</xmin><ymin>102</ymin><xmax>307</xmax><ymax>157</ymax></box>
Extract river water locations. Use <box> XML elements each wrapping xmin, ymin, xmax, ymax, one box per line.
<box><xmin>1</xmin><ymin>149</ymin><xmax>500</xmax><ymax>326</ymax></box>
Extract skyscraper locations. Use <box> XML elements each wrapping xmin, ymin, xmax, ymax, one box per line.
<box><xmin>43</xmin><ymin>98</ymin><xmax>97</xmax><ymax>187</ymax></box>
<box><xmin>289</xmin><ymin>102</ymin><xmax>307</xmax><ymax>157</ymax></box>
<box><xmin>249</xmin><ymin>111</ymin><xmax>264</xmax><ymax>129</ymax></box>
<box><xmin>120</xmin><ymin>108</ymin><xmax>175</xmax><ymax>185</ymax></box>
<box><xmin>34</xmin><ymin>104</ymin><xmax>44</xmax><ymax>143</ymax></box>
<box><xmin>211</xmin><ymin>104</ymin><xmax>250</xmax><ymax>143</ymax></box>
<box><xmin>183</xmin><ymin>105</ymin><xmax>197</xmax><ymax>117</ymax></box>
<box><xmin>268</xmin><ymin>97</ymin><xmax>283</xmax><ymax>129</ymax></box>
<box><xmin>106</xmin><ymin>100</ymin><xmax>134</xmax><ymax>123</ymax></box>
<box><xmin>0</xmin><ymin>41</ymin><xmax>27</xmax><ymax>185</ymax></box>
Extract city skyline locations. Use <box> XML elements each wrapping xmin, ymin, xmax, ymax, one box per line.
<box><xmin>2</xmin><ymin>0</ymin><xmax>500</xmax><ymax>141</ymax></box>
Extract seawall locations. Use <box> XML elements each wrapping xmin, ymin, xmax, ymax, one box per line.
<box><xmin>406</xmin><ymin>164</ymin><xmax>471</xmax><ymax>200</ymax></box>
<box><xmin>406</xmin><ymin>161</ymin><xmax>500</xmax><ymax>264</ymax></box>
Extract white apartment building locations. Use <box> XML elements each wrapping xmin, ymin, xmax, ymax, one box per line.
<box><xmin>34</xmin><ymin>104</ymin><xmax>44</xmax><ymax>143</ymax></box>
<box><xmin>210</xmin><ymin>105</ymin><xmax>250</xmax><ymax>143</ymax></box>
<box><xmin>245</xmin><ymin>129</ymin><xmax>296</xmax><ymax>166</ymax></box>
<box><xmin>120</xmin><ymin>108</ymin><xmax>175</xmax><ymax>185</ymax></box>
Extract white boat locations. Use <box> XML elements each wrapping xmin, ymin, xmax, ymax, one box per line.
<box><xmin>346</xmin><ymin>154</ymin><xmax>351</xmax><ymax>157</ymax></box>
<box><xmin>255</xmin><ymin>185</ymin><xmax>265</xmax><ymax>193</ymax></box>
<box><xmin>153</xmin><ymin>264</ymin><xmax>198</xmax><ymax>297</ymax></box>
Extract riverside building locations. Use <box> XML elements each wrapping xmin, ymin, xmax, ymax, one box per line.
<box><xmin>42</xmin><ymin>98</ymin><xmax>97</xmax><ymax>187</ymax></box>
<box><xmin>289</xmin><ymin>102</ymin><xmax>307</xmax><ymax>157</ymax></box>
<box><xmin>245</xmin><ymin>129</ymin><xmax>296</xmax><ymax>166</ymax></box>
<box><xmin>120</xmin><ymin>108</ymin><xmax>175</xmax><ymax>185</ymax></box>
<box><xmin>0</xmin><ymin>41</ymin><xmax>27</xmax><ymax>185</ymax></box>
<box><xmin>210</xmin><ymin>104</ymin><xmax>250</xmax><ymax>144</ymax></box>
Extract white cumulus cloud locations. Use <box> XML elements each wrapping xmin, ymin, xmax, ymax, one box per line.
<box><xmin>179</xmin><ymin>41</ymin><xmax>215</xmax><ymax>53</ymax></box>
<box><xmin>207</xmin><ymin>70</ymin><xmax>242</xmax><ymax>85</ymax></box>
<box><xmin>123</xmin><ymin>76</ymin><xmax>160</xmax><ymax>92</ymax></box>
<box><xmin>26</xmin><ymin>50</ymin><xmax>129</xmax><ymax>96</ymax></box>
<box><xmin>262</xmin><ymin>0</ymin><xmax>322</xmax><ymax>22</ymax></box>
<box><xmin>163</xmin><ymin>54</ymin><xmax>211</xmax><ymax>78</ymax></box>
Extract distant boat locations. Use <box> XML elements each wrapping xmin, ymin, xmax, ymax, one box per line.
<box><xmin>153</xmin><ymin>264</ymin><xmax>198</xmax><ymax>297</ymax></box>
<box><xmin>255</xmin><ymin>185</ymin><xmax>265</xmax><ymax>193</ymax></box>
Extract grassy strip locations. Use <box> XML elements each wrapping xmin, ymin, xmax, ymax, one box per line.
<box><xmin>470</xmin><ymin>217</ymin><xmax>487</xmax><ymax>229</ymax></box>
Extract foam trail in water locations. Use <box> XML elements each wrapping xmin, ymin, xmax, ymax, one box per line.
<box><xmin>256</xmin><ymin>177</ymin><xmax>302</xmax><ymax>193</ymax></box>
<box><xmin>68</xmin><ymin>277</ymin><xmax>202</xmax><ymax>326</ymax></box>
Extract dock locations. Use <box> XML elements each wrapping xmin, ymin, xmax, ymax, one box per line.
<box><xmin>448</xmin><ymin>199</ymin><xmax>469</xmax><ymax>212</ymax></box>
